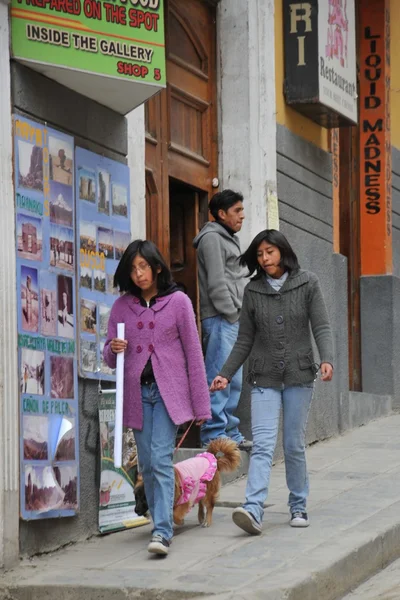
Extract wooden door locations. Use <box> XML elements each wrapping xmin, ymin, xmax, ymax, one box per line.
<box><xmin>145</xmin><ymin>0</ymin><xmax>218</xmax><ymax>311</ymax></box>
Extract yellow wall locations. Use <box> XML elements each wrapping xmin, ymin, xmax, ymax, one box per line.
<box><xmin>391</xmin><ymin>0</ymin><xmax>400</xmax><ymax>149</ymax></box>
<box><xmin>275</xmin><ymin>0</ymin><xmax>329</xmax><ymax>152</ymax></box>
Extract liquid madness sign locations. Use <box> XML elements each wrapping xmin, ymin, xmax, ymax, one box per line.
<box><xmin>359</xmin><ymin>0</ymin><xmax>392</xmax><ymax>276</ymax></box>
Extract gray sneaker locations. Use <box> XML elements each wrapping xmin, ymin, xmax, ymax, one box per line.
<box><xmin>148</xmin><ymin>535</ymin><xmax>170</xmax><ymax>555</ymax></box>
<box><xmin>232</xmin><ymin>507</ymin><xmax>262</xmax><ymax>535</ymax></box>
<box><xmin>290</xmin><ymin>511</ymin><xmax>309</xmax><ymax>528</ymax></box>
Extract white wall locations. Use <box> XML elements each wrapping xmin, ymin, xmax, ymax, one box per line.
<box><xmin>217</xmin><ymin>0</ymin><xmax>278</xmax><ymax>251</ymax></box>
<box><xmin>0</xmin><ymin>0</ymin><xmax>20</xmax><ymax>568</ymax></box>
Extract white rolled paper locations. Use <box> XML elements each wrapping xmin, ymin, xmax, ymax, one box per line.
<box><xmin>113</xmin><ymin>322</ymin><xmax>125</xmax><ymax>469</ymax></box>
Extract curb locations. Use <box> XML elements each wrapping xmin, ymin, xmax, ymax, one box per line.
<box><xmin>1</xmin><ymin>520</ymin><xmax>400</xmax><ymax>600</ymax></box>
<box><xmin>201</xmin><ymin>519</ymin><xmax>400</xmax><ymax>600</ymax></box>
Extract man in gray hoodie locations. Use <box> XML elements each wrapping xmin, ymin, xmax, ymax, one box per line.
<box><xmin>193</xmin><ymin>190</ymin><xmax>251</xmax><ymax>449</ymax></box>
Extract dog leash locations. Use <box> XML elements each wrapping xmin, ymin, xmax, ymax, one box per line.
<box><xmin>174</xmin><ymin>418</ymin><xmax>196</xmax><ymax>453</ymax></box>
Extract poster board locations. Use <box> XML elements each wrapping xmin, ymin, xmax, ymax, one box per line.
<box><xmin>75</xmin><ymin>147</ymin><xmax>131</xmax><ymax>380</ymax></box>
<box><xmin>14</xmin><ymin>115</ymin><xmax>80</xmax><ymax>519</ymax></box>
<box><xmin>99</xmin><ymin>392</ymin><xmax>149</xmax><ymax>534</ymax></box>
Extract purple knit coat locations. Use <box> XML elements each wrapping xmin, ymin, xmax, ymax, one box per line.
<box><xmin>103</xmin><ymin>291</ymin><xmax>212</xmax><ymax>430</ymax></box>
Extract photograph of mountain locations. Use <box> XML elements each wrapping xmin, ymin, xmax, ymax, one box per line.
<box><xmin>23</xmin><ymin>415</ymin><xmax>48</xmax><ymax>460</ymax></box>
<box><xmin>25</xmin><ymin>465</ymin><xmax>64</xmax><ymax>513</ymax></box>
<box><xmin>50</xmin><ymin>181</ymin><xmax>73</xmax><ymax>227</ymax></box>
<box><xmin>55</xmin><ymin>418</ymin><xmax>76</xmax><ymax>461</ymax></box>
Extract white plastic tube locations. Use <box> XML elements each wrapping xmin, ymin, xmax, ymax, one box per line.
<box><xmin>113</xmin><ymin>322</ymin><xmax>125</xmax><ymax>468</ymax></box>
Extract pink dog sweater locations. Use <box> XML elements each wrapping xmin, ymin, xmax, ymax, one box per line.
<box><xmin>174</xmin><ymin>452</ymin><xmax>217</xmax><ymax>508</ymax></box>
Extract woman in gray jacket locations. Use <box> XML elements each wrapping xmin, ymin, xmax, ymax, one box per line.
<box><xmin>210</xmin><ymin>230</ymin><xmax>333</xmax><ymax>534</ymax></box>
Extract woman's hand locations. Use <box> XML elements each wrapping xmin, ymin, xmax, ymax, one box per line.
<box><xmin>210</xmin><ymin>376</ymin><xmax>229</xmax><ymax>392</ymax></box>
<box><xmin>110</xmin><ymin>338</ymin><xmax>128</xmax><ymax>354</ymax></box>
<box><xmin>195</xmin><ymin>419</ymin><xmax>207</xmax><ymax>426</ymax></box>
<box><xmin>320</xmin><ymin>362</ymin><xmax>333</xmax><ymax>381</ymax></box>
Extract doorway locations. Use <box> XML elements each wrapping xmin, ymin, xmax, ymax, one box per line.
<box><xmin>169</xmin><ymin>178</ymin><xmax>208</xmax><ymax>314</ymax></box>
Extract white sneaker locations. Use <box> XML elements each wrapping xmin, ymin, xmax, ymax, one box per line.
<box><xmin>232</xmin><ymin>507</ymin><xmax>262</xmax><ymax>535</ymax></box>
<box><xmin>147</xmin><ymin>535</ymin><xmax>170</xmax><ymax>555</ymax></box>
<box><xmin>290</xmin><ymin>511</ymin><xmax>309</xmax><ymax>527</ymax></box>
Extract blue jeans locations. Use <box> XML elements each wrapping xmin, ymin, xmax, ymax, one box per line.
<box><xmin>133</xmin><ymin>384</ymin><xmax>177</xmax><ymax>541</ymax></box>
<box><xmin>200</xmin><ymin>316</ymin><xmax>243</xmax><ymax>445</ymax></box>
<box><xmin>243</xmin><ymin>386</ymin><xmax>313</xmax><ymax>523</ymax></box>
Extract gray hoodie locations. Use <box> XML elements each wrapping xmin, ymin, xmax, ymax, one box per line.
<box><xmin>193</xmin><ymin>222</ymin><xmax>248</xmax><ymax>324</ymax></box>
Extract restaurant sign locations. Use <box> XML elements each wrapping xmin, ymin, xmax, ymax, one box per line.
<box><xmin>283</xmin><ymin>0</ymin><xmax>358</xmax><ymax>127</ymax></box>
<box><xmin>11</xmin><ymin>0</ymin><xmax>166</xmax><ymax>114</ymax></box>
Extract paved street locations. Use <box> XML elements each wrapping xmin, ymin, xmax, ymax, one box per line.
<box><xmin>2</xmin><ymin>413</ymin><xmax>400</xmax><ymax>600</ymax></box>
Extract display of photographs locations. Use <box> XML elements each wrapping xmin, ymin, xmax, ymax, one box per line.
<box><xmin>97</xmin><ymin>169</ymin><xmax>110</xmax><ymax>215</ymax></box>
<box><xmin>50</xmin><ymin>225</ymin><xmax>74</xmax><ymax>271</ymax></box>
<box><xmin>98</xmin><ymin>227</ymin><xmax>114</xmax><ymax>260</ymax></box>
<box><xmin>50</xmin><ymin>181</ymin><xmax>73</xmax><ymax>228</ymax></box>
<box><xmin>50</xmin><ymin>356</ymin><xmax>74</xmax><ymax>399</ymax></box>
<box><xmin>49</xmin><ymin>136</ymin><xmax>73</xmax><ymax>186</ymax></box>
<box><xmin>99</xmin><ymin>304</ymin><xmax>111</xmax><ymax>338</ymax></box>
<box><xmin>80</xmin><ymin>266</ymin><xmax>92</xmax><ymax>290</ymax></box>
<box><xmin>94</xmin><ymin>270</ymin><xmax>106</xmax><ymax>293</ymax></box>
<box><xmin>16</xmin><ymin>118</ymin><xmax>79</xmax><ymax>521</ymax></box>
<box><xmin>54</xmin><ymin>418</ymin><xmax>76</xmax><ymax>461</ymax></box>
<box><xmin>25</xmin><ymin>465</ymin><xmax>65</xmax><ymax>513</ymax></box>
<box><xmin>80</xmin><ymin>221</ymin><xmax>96</xmax><ymax>252</ymax></box>
<box><xmin>114</xmin><ymin>231</ymin><xmax>130</xmax><ymax>260</ymax></box>
<box><xmin>100</xmin><ymin>341</ymin><xmax>114</xmax><ymax>376</ymax></box>
<box><xmin>107</xmin><ymin>274</ymin><xmax>118</xmax><ymax>295</ymax></box>
<box><xmin>78</xmin><ymin>167</ymin><xmax>96</xmax><ymax>203</ymax></box>
<box><xmin>53</xmin><ymin>465</ymin><xmax>78</xmax><ymax>510</ymax></box>
<box><xmin>112</xmin><ymin>183</ymin><xmax>128</xmax><ymax>217</ymax></box>
<box><xmin>57</xmin><ymin>275</ymin><xmax>74</xmax><ymax>339</ymax></box>
<box><xmin>23</xmin><ymin>415</ymin><xmax>48</xmax><ymax>460</ymax></box>
<box><xmin>76</xmin><ymin>147</ymin><xmax>130</xmax><ymax>384</ymax></box>
<box><xmin>21</xmin><ymin>265</ymin><xmax>39</xmax><ymax>333</ymax></box>
<box><xmin>81</xmin><ymin>340</ymin><xmax>97</xmax><ymax>373</ymax></box>
<box><xmin>80</xmin><ymin>298</ymin><xmax>97</xmax><ymax>334</ymax></box>
<box><xmin>20</xmin><ymin>348</ymin><xmax>45</xmax><ymax>396</ymax></box>
<box><xmin>17</xmin><ymin>214</ymin><xmax>43</xmax><ymax>262</ymax></box>
<box><xmin>18</xmin><ymin>140</ymin><xmax>43</xmax><ymax>191</ymax></box>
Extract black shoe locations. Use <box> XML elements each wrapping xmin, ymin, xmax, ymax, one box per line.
<box><xmin>290</xmin><ymin>511</ymin><xmax>309</xmax><ymax>527</ymax></box>
<box><xmin>148</xmin><ymin>535</ymin><xmax>170</xmax><ymax>555</ymax></box>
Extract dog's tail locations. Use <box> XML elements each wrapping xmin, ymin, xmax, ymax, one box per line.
<box><xmin>207</xmin><ymin>438</ymin><xmax>241</xmax><ymax>473</ymax></box>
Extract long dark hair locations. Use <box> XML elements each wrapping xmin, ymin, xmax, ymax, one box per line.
<box><xmin>240</xmin><ymin>229</ymin><xmax>300</xmax><ymax>279</ymax></box>
<box><xmin>113</xmin><ymin>239</ymin><xmax>174</xmax><ymax>296</ymax></box>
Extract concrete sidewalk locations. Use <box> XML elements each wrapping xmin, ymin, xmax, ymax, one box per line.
<box><xmin>3</xmin><ymin>414</ymin><xmax>400</xmax><ymax>600</ymax></box>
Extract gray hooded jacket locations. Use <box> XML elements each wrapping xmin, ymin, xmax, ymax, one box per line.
<box><xmin>193</xmin><ymin>222</ymin><xmax>247</xmax><ymax>323</ymax></box>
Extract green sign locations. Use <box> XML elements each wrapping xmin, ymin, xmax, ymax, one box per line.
<box><xmin>11</xmin><ymin>0</ymin><xmax>165</xmax><ymax>111</ymax></box>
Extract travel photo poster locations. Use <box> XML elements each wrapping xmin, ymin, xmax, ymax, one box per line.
<box><xmin>75</xmin><ymin>147</ymin><xmax>131</xmax><ymax>381</ymax></box>
<box><xmin>14</xmin><ymin>115</ymin><xmax>80</xmax><ymax>520</ymax></box>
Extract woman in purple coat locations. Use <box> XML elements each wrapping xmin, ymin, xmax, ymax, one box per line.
<box><xmin>104</xmin><ymin>240</ymin><xmax>211</xmax><ymax>556</ymax></box>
